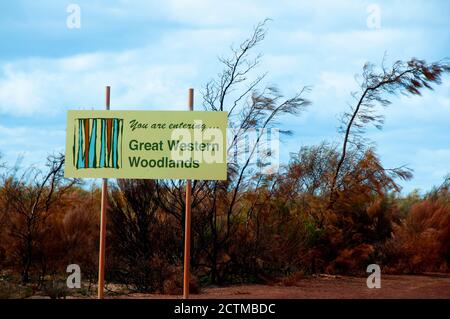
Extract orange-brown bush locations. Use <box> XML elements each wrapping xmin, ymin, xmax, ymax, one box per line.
<box><xmin>383</xmin><ymin>189</ymin><xmax>450</xmax><ymax>273</ymax></box>
<box><xmin>0</xmin><ymin>148</ymin><xmax>449</xmax><ymax>296</ymax></box>
<box><xmin>0</xmin><ymin>181</ymin><xmax>99</xmax><ymax>286</ymax></box>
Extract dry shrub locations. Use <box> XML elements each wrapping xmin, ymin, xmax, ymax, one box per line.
<box><xmin>386</xmin><ymin>194</ymin><xmax>450</xmax><ymax>273</ymax></box>
<box><xmin>0</xmin><ymin>282</ymin><xmax>33</xmax><ymax>299</ymax></box>
<box><xmin>162</xmin><ymin>266</ymin><xmax>200</xmax><ymax>295</ymax></box>
<box><xmin>280</xmin><ymin>271</ymin><xmax>306</xmax><ymax>287</ymax></box>
<box><xmin>41</xmin><ymin>280</ymin><xmax>69</xmax><ymax>299</ymax></box>
<box><xmin>108</xmin><ymin>179</ymin><xmax>184</xmax><ymax>292</ymax></box>
<box><xmin>322</xmin><ymin>194</ymin><xmax>397</xmax><ymax>274</ymax></box>
<box><xmin>327</xmin><ymin>244</ymin><xmax>375</xmax><ymax>275</ymax></box>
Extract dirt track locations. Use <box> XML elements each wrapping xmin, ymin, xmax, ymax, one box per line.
<box><xmin>118</xmin><ymin>274</ymin><xmax>450</xmax><ymax>299</ymax></box>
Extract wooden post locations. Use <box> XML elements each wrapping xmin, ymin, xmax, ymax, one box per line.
<box><xmin>183</xmin><ymin>88</ymin><xmax>194</xmax><ymax>299</ymax></box>
<box><xmin>98</xmin><ymin>86</ymin><xmax>110</xmax><ymax>299</ymax></box>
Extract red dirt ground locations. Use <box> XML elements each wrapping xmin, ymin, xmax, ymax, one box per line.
<box><xmin>115</xmin><ymin>274</ymin><xmax>450</xmax><ymax>299</ymax></box>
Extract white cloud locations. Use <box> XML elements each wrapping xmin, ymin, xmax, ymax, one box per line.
<box><xmin>0</xmin><ymin>124</ymin><xmax>66</xmax><ymax>169</ymax></box>
<box><xmin>0</xmin><ymin>49</ymin><xmax>199</xmax><ymax>116</ymax></box>
<box><xmin>412</xmin><ymin>148</ymin><xmax>450</xmax><ymax>188</ymax></box>
<box><xmin>0</xmin><ymin>67</ymin><xmax>45</xmax><ymax>116</ymax></box>
<box><xmin>0</xmin><ymin>24</ymin><xmax>250</xmax><ymax>117</ymax></box>
<box><xmin>318</xmin><ymin>71</ymin><xmax>357</xmax><ymax>97</ymax></box>
<box><xmin>0</xmin><ymin>125</ymin><xmax>64</xmax><ymax>147</ymax></box>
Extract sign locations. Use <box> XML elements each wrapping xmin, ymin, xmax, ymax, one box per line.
<box><xmin>65</xmin><ymin>110</ymin><xmax>227</xmax><ymax>180</ymax></box>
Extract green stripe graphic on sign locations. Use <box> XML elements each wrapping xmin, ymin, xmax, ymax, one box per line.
<box><xmin>74</xmin><ymin>118</ymin><xmax>123</xmax><ymax>169</ymax></box>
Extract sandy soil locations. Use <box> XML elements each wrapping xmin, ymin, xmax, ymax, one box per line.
<box><xmin>112</xmin><ymin>274</ymin><xmax>450</xmax><ymax>299</ymax></box>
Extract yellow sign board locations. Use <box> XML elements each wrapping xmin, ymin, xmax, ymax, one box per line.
<box><xmin>64</xmin><ymin>110</ymin><xmax>227</xmax><ymax>180</ymax></box>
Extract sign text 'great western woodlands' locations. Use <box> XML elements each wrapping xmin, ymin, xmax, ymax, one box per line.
<box><xmin>64</xmin><ymin>110</ymin><xmax>227</xmax><ymax>180</ymax></box>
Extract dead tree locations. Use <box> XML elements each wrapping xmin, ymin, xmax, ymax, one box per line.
<box><xmin>193</xmin><ymin>19</ymin><xmax>310</xmax><ymax>283</ymax></box>
<box><xmin>2</xmin><ymin>154</ymin><xmax>77</xmax><ymax>283</ymax></box>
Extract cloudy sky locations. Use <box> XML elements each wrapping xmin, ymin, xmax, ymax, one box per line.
<box><xmin>0</xmin><ymin>0</ymin><xmax>449</xmax><ymax>193</ymax></box>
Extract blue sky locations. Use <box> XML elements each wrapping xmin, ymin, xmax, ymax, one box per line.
<box><xmin>0</xmin><ymin>0</ymin><xmax>449</xmax><ymax>193</ymax></box>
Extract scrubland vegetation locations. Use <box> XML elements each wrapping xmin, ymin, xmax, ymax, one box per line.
<box><xmin>0</xmin><ymin>21</ymin><xmax>449</xmax><ymax>298</ymax></box>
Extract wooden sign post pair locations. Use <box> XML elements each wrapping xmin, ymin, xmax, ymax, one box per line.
<box><xmin>97</xmin><ymin>87</ymin><xmax>194</xmax><ymax>299</ymax></box>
